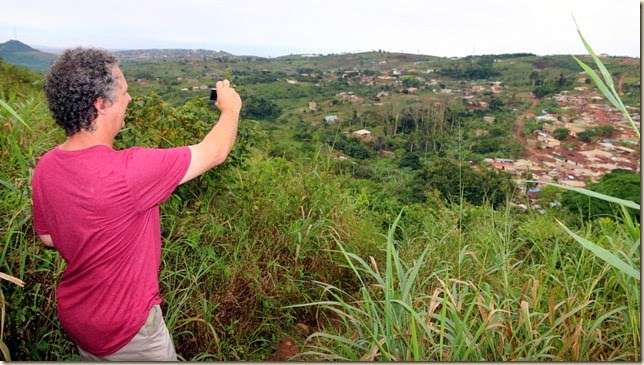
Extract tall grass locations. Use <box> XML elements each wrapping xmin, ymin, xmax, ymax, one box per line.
<box><xmin>0</xmin><ymin>28</ymin><xmax>639</xmax><ymax>360</ymax></box>
<box><xmin>289</xmin><ymin>202</ymin><xmax>638</xmax><ymax>360</ymax></box>
<box><xmin>287</xmin><ymin>26</ymin><xmax>639</xmax><ymax>361</ymax></box>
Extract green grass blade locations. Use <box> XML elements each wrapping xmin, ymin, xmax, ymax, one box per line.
<box><xmin>531</xmin><ymin>181</ymin><xmax>640</xmax><ymax>210</ymax></box>
<box><xmin>575</xmin><ymin>29</ymin><xmax>615</xmax><ymax>90</ymax></box>
<box><xmin>572</xmin><ymin>20</ymin><xmax>639</xmax><ymax>138</ymax></box>
<box><xmin>556</xmin><ymin>219</ymin><xmax>640</xmax><ymax>280</ymax></box>
<box><xmin>572</xmin><ymin>56</ymin><xmax>621</xmax><ymax>109</ymax></box>
<box><xmin>0</xmin><ymin>99</ymin><xmax>32</xmax><ymax>131</ymax></box>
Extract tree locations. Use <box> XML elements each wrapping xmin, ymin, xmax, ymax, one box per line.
<box><xmin>592</xmin><ymin>125</ymin><xmax>614</xmax><ymax>138</ymax></box>
<box><xmin>576</xmin><ymin>130</ymin><xmax>594</xmax><ymax>142</ymax></box>
<box><xmin>553</xmin><ymin>127</ymin><xmax>570</xmax><ymax>140</ymax></box>
<box><xmin>488</xmin><ymin>96</ymin><xmax>504</xmax><ymax>111</ymax></box>
<box><xmin>407</xmin><ymin>158</ymin><xmax>515</xmax><ymax>207</ymax></box>
<box><xmin>398</xmin><ymin>151</ymin><xmax>422</xmax><ymax>170</ymax></box>
<box><xmin>561</xmin><ymin>169</ymin><xmax>640</xmax><ymax>222</ymax></box>
<box><xmin>535</xmin><ymin>185</ymin><xmax>564</xmax><ymax>209</ymax></box>
<box><xmin>242</xmin><ymin>95</ymin><xmax>282</xmax><ymax>121</ymax></box>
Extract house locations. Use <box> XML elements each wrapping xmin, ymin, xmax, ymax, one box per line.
<box><xmin>598</xmin><ymin>142</ymin><xmax>616</xmax><ymax>151</ymax></box>
<box><xmin>564</xmin><ymin>123</ymin><xmax>587</xmax><ymax>137</ymax></box>
<box><xmin>352</xmin><ymin>129</ymin><xmax>372</xmax><ymax>141</ymax></box>
<box><xmin>550</xmin><ymin>149</ymin><xmax>588</xmax><ymax>167</ymax></box>
<box><xmin>536</xmin><ymin>132</ymin><xmax>561</xmax><ymax>148</ymax></box>
<box><xmin>491</xmin><ymin>162</ymin><xmax>515</xmax><ymax>171</ymax></box>
<box><xmin>513</xmin><ymin>159</ymin><xmax>534</xmax><ymax>171</ymax></box>
<box><xmin>325</xmin><ymin>115</ymin><xmax>338</xmax><ymax>122</ymax></box>
<box><xmin>536</xmin><ymin>114</ymin><xmax>558</xmax><ymax>122</ymax></box>
<box><xmin>542</xmin><ymin>121</ymin><xmax>564</xmax><ymax>134</ymax></box>
<box><xmin>494</xmin><ymin>158</ymin><xmax>515</xmax><ymax>164</ymax></box>
<box><xmin>616</xmin><ymin>146</ymin><xmax>636</xmax><ymax>154</ymax></box>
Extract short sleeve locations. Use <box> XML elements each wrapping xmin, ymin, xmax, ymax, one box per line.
<box><xmin>124</xmin><ymin>147</ymin><xmax>191</xmax><ymax>211</ymax></box>
<box><xmin>32</xmin><ymin>169</ymin><xmax>50</xmax><ymax>235</ymax></box>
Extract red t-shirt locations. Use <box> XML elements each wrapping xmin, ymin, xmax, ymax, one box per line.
<box><xmin>31</xmin><ymin>144</ymin><xmax>190</xmax><ymax>356</ymax></box>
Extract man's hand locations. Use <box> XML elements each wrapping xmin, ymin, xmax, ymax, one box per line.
<box><xmin>181</xmin><ymin>79</ymin><xmax>242</xmax><ymax>184</ymax></box>
<box><xmin>214</xmin><ymin>79</ymin><xmax>242</xmax><ymax>116</ymax></box>
<box><xmin>39</xmin><ymin>234</ymin><xmax>54</xmax><ymax>247</ymax></box>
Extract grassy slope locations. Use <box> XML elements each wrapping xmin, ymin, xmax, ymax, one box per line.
<box><xmin>0</xmin><ymin>58</ymin><xmax>640</xmax><ymax>361</ymax></box>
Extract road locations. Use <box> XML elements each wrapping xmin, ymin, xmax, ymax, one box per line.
<box><xmin>513</xmin><ymin>97</ymin><xmax>541</xmax><ymax>158</ymax></box>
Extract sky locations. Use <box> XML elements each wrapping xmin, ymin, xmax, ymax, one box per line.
<box><xmin>0</xmin><ymin>0</ymin><xmax>641</xmax><ymax>58</ymax></box>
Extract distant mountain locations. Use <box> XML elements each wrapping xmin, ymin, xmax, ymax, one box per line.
<box><xmin>0</xmin><ymin>40</ymin><xmax>251</xmax><ymax>72</ymax></box>
<box><xmin>0</xmin><ymin>40</ymin><xmax>57</xmax><ymax>73</ymax></box>
<box><xmin>115</xmin><ymin>48</ymin><xmax>242</xmax><ymax>61</ymax></box>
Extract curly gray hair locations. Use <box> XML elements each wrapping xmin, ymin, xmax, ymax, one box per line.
<box><xmin>44</xmin><ymin>47</ymin><xmax>120</xmax><ymax>136</ymax></box>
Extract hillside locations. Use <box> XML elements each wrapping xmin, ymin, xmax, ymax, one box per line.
<box><xmin>0</xmin><ymin>54</ymin><xmax>640</xmax><ymax>361</ymax></box>
<box><xmin>1</xmin><ymin>41</ymin><xmax>640</xmax><ymax>192</ymax></box>
<box><xmin>0</xmin><ymin>40</ymin><xmax>57</xmax><ymax>73</ymax></box>
<box><xmin>114</xmin><ymin>47</ymin><xmax>640</xmax><ymax>193</ymax></box>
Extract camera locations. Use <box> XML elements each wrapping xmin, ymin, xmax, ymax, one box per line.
<box><xmin>209</xmin><ymin>89</ymin><xmax>217</xmax><ymax>101</ymax></box>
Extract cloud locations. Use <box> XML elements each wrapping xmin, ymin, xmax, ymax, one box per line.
<box><xmin>0</xmin><ymin>0</ymin><xmax>639</xmax><ymax>57</ymax></box>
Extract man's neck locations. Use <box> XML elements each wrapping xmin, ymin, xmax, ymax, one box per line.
<box><xmin>60</xmin><ymin>130</ymin><xmax>113</xmax><ymax>151</ymax></box>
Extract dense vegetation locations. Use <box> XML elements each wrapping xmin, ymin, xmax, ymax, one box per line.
<box><xmin>0</xmin><ymin>45</ymin><xmax>640</xmax><ymax>361</ymax></box>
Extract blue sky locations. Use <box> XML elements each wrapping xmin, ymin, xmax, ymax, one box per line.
<box><xmin>0</xmin><ymin>0</ymin><xmax>640</xmax><ymax>57</ymax></box>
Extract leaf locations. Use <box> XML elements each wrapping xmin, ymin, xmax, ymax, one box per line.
<box><xmin>556</xmin><ymin>219</ymin><xmax>640</xmax><ymax>280</ymax></box>
<box><xmin>572</xmin><ymin>18</ymin><xmax>639</xmax><ymax>138</ymax></box>
<box><xmin>0</xmin><ymin>340</ymin><xmax>11</xmax><ymax>361</ymax></box>
<box><xmin>572</xmin><ymin>56</ymin><xmax>620</xmax><ymax>109</ymax></box>
<box><xmin>0</xmin><ymin>99</ymin><xmax>32</xmax><ymax>131</ymax></box>
<box><xmin>0</xmin><ymin>273</ymin><xmax>25</xmax><ymax>287</ymax></box>
<box><xmin>572</xmin><ymin>16</ymin><xmax>615</xmax><ymax>90</ymax></box>
<box><xmin>575</xmin><ymin>31</ymin><xmax>615</xmax><ymax>90</ymax></box>
<box><xmin>528</xmin><ymin>181</ymin><xmax>640</xmax><ymax>210</ymax></box>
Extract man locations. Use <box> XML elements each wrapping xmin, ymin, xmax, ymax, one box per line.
<box><xmin>31</xmin><ymin>47</ymin><xmax>241</xmax><ymax>360</ymax></box>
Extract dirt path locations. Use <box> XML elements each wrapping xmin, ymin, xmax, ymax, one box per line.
<box><xmin>513</xmin><ymin>97</ymin><xmax>541</xmax><ymax>158</ymax></box>
<box><xmin>617</xmin><ymin>72</ymin><xmax>627</xmax><ymax>96</ymax></box>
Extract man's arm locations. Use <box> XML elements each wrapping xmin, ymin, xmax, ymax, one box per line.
<box><xmin>181</xmin><ymin>79</ymin><xmax>242</xmax><ymax>184</ymax></box>
<box><xmin>39</xmin><ymin>234</ymin><xmax>54</xmax><ymax>247</ymax></box>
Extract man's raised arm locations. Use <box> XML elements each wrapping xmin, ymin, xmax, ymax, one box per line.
<box><xmin>181</xmin><ymin>79</ymin><xmax>242</xmax><ymax>184</ymax></box>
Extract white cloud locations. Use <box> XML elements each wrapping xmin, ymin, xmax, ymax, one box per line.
<box><xmin>0</xmin><ymin>0</ymin><xmax>640</xmax><ymax>57</ymax></box>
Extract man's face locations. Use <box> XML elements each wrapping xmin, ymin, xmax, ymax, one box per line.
<box><xmin>105</xmin><ymin>66</ymin><xmax>131</xmax><ymax>131</ymax></box>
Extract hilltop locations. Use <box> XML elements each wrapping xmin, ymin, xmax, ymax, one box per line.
<box><xmin>0</xmin><ymin>40</ymin><xmax>57</xmax><ymax>73</ymax></box>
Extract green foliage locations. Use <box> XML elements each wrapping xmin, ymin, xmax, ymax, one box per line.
<box><xmin>0</xmin><ymin>60</ymin><xmax>44</xmax><ymax>99</ymax></box>
<box><xmin>576</xmin><ymin>129</ymin><xmax>594</xmax><ymax>142</ymax></box>
<box><xmin>408</xmin><ymin>158</ymin><xmax>515</xmax><ymax>208</ymax></box>
<box><xmin>241</xmin><ymin>95</ymin><xmax>282</xmax><ymax>121</ymax></box>
<box><xmin>397</xmin><ymin>151</ymin><xmax>422</xmax><ymax>170</ymax></box>
<box><xmin>561</xmin><ymin>169</ymin><xmax>640</xmax><ymax>221</ymax></box>
<box><xmin>320</xmin><ymin>131</ymin><xmax>375</xmax><ymax>160</ymax></box>
<box><xmin>291</xmin><ymin>205</ymin><xmax>640</xmax><ymax>361</ymax></box>
<box><xmin>553</xmin><ymin>127</ymin><xmax>570</xmax><ymax>140</ymax></box>
<box><xmin>439</xmin><ymin>55</ymin><xmax>501</xmax><ymax>79</ymax></box>
<box><xmin>0</xmin><ymin>37</ymin><xmax>640</xmax><ymax>362</ymax></box>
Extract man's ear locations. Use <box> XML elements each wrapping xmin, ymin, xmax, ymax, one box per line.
<box><xmin>94</xmin><ymin>97</ymin><xmax>108</xmax><ymax>115</ymax></box>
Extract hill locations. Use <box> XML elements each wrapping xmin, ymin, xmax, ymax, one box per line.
<box><xmin>0</xmin><ymin>40</ymin><xmax>57</xmax><ymax>73</ymax></box>
<box><xmin>0</xmin><ymin>53</ymin><xmax>640</xmax><ymax>361</ymax></box>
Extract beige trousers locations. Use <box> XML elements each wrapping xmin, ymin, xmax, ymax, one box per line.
<box><xmin>78</xmin><ymin>304</ymin><xmax>178</xmax><ymax>361</ymax></box>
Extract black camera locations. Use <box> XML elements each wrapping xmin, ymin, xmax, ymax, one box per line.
<box><xmin>209</xmin><ymin>89</ymin><xmax>217</xmax><ymax>101</ymax></box>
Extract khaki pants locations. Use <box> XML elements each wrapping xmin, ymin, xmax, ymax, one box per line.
<box><xmin>78</xmin><ymin>304</ymin><xmax>178</xmax><ymax>361</ymax></box>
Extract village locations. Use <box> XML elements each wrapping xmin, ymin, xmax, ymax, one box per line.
<box><xmin>167</xmin><ymin>52</ymin><xmax>640</xmax><ymax>197</ymax></box>
<box><xmin>341</xmin><ymin>67</ymin><xmax>641</xmax><ymax>191</ymax></box>
<box><xmin>484</xmin><ymin>78</ymin><xmax>640</xmax><ymax>191</ymax></box>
